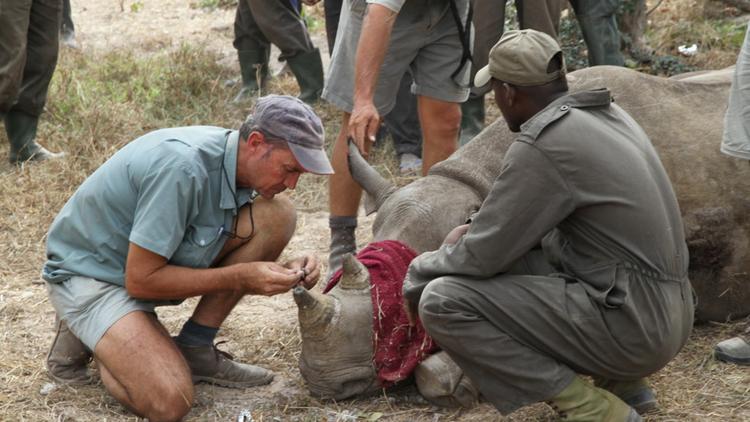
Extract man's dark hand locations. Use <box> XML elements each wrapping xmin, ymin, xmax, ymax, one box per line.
<box><xmin>443</xmin><ymin>223</ymin><xmax>470</xmax><ymax>245</ymax></box>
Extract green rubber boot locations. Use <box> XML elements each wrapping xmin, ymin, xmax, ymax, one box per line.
<box><xmin>232</xmin><ymin>48</ymin><xmax>269</xmax><ymax>104</ymax></box>
<box><xmin>5</xmin><ymin>111</ymin><xmax>64</xmax><ymax>164</ymax></box>
<box><xmin>287</xmin><ymin>48</ymin><xmax>324</xmax><ymax>105</ymax></box>
<box><xmin>459</xmin><ymin>94</ymin><xmax>485</xmax><ymax>146</ymax></box>
<box><xmin>548</xmin><ymin>377</ymin><xmax>642</xmax><ymax>421</ymax></box>
<box><xmin>593</xmin><ymin>377</ymin><xmax>658</xmax><ymax>415</ymax></box>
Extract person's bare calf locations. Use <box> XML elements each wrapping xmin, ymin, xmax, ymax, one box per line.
<box><xmin>417</xmin><ymin>96</ymin><xmax>461</xmax><ymax>175</ymax></box>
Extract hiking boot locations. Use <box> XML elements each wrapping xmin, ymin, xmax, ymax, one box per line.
<box><xmin>232</xmin><ymin>48</ymin><xmax>269</xmax><ymax>104</ymax></box>
<box><xmin>548</xmin><ymin>376</ymin><xmax>642</xmax><ymax>421</ymax></box>
<box><xmin>715</xmin><ymin>330</ymin><xmax>750</xmax><ymax>366</ymax></box>
<box><xmin>327</xmin><ymin>216</ymin><xmax>357</xmax><ymax>281</ymax></box>
<box><xmin>46</xmin><ymin>317</ymin><xmax>93</xmax><ymax>385</ymax></box>
<box><xmin>5</xmin><ymin>111</ymin><xmax>65</xmax><ymax>164</ymax></box>
<box><xmin>287</xmin><ymin>48</ymin><xmax>324</xmax><ymax>104</ymax></box>
<box><xmin>593</xmin><ymin>377</ymin><xmax>658</xmax><ymax>415</ymax></box>
<box><xmin>175</xmin><ymin>341</ymin><xmax>274</xmax><ymax>388</ymax></box>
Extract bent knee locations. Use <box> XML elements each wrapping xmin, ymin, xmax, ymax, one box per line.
<box><xmin>253</xmin><ymin>194</ymin><xmax>297</xmax><ymax>239</ymax></box>
<box><xmin>418</xmin><ymin>277</ymin><xmax>463</xmax><ymax>327</ymax></box>
<box><xmin>144</xmin><ymin>383</ymin><xmax>194</xmax><ymax>422</ymax></box>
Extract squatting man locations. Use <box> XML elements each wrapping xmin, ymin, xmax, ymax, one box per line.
<box><xmin>403</xmin><ymin>30</ymin><xmax>694</xmax><ymax>421</ymax></box>
<box><xmin>42</xmin><ymin>95</ymin><xmax>333</xmax><ymax>421</ymax></box>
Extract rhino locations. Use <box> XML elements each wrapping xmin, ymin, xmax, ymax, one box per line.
<box><xmin>294</xmin><ymin>65</ymin><xmax>750</xmax><ymax>403</ymax></box>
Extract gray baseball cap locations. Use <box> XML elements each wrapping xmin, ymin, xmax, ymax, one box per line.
<box><xmin>251</xmin><ymin>95</ymin><xmax>333</xmax><ymax>175</ymax></box>
<box><xmin>474</xmin><ymin>29</ymin><xmax>566</xmax><ymax>87</ymax></box>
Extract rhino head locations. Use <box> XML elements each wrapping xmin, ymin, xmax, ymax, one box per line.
<box><xmin>294</xmin><ymin>254</ymin><xmax>379</xmax><ymax>399</ymax></box>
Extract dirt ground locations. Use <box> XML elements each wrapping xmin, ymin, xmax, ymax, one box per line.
<box><xmin>0</xmin><ymin>0</ymin><xmax>748</xmax><ymax>421</ymax></box>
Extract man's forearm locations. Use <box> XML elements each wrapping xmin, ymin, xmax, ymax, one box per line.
<box><xmin>353</xmin><ymin>3</ymin><xmax>397</xmax><ymax>105</ymax></box>
<box><xmin>126</xmin><ymin>263</ymin><xmax>243</xmax><ymax>300</ymax></box>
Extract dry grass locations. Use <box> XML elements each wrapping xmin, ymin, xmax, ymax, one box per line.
<box><xmin>1</xmin><ymin>0</ymin><xmax>749</xmax><ymax>420</ymax></box>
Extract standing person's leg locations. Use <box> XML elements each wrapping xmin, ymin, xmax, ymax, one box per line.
<box><xmin>568</xmin><ymin>0</ymin><xmax>624</xmax><ymax>66</ymax></box>
<box><xmin>413</xmin><ymin>1</ymin><xmax>470</xmax><ymax>172</ymax></box>
<box><xmin>418</xmin><ymin>97</ymin><xmax>461</xmax><ymax>174</ymax></box>
<box><xmin>247</xmin><ymin>0</ymin><xmax>323</xmax><ymax>104</ymax></box>
<box><xmin>324</xmin><ymin>0</ymin><xmax>344</xmax><ymax>55</ymax></box>
<box><xmin>518</xmin><ymin>0</ymin><xmax>561</xmax><ymax>38</ymax></box>
<box><xmin>232</xmin><ymin>0</ymin><xmax>271</xmax><ymax>102</ymax></box>
<box><xmin>5</xmin><ymin>0</ymin><xmax>65</xmax><ymax>164</ymax></box>
<box><xmin>60</xmin><ymin>0</ymin><xmax>76</xmax><ymax>48</ymax></box>
<box><xmin>322</xmin><ymin>0</ymin><xmax>416</xmax><ymax>278</ymax></box>
<box><xmin>460</xmin><ymin>0</ymin><xmax>506</xmax><ymax>146</ymax></box>
<box><xmin>0</xmin><ymin>0</ymin><xmax>32</xmax><ymax>116</ymax></box>
<box><xmin>383</xmin><ymin>71</ymin><xmax>423</xmax><ymax>174</ymax></box>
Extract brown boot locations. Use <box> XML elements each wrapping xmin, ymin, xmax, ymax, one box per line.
<box><xmin>46</xmin><ymin>317</ymin><xmax>93</xmax><ymax>385</ymax></box>
<box><xmin>175</xmin><ymin>341</ymin><xmax>274</xmax><ymax>388</ymax></box>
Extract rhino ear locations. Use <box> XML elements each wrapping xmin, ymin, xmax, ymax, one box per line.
<box><xmin>294</xmin><ymin>286</ymin><xmax>336</xmax><ymax>332</ymax></box>
<box><xmin>339</xmin><ymin>254</ymin><xmax>370</xmax><ymax>290</ymax></box>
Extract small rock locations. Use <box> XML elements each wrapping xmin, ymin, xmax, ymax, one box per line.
<box><xmin>40</xmin><ymin>382</ymin><xmax>57</xmax><ymax>396</ymax></box>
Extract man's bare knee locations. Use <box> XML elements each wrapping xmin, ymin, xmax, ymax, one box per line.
<box><xmin>143</xmin><ymin>383</ymin><xmax>194</xmax><ymax>422</ymax></box>
<box><xmin>253</xmin><ymin>194</ymin><xmax>297</xmax><ymax>245</ymax></box>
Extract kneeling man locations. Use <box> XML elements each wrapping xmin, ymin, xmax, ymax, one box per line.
<box><xmin>403</xmin><ymin>30</ymin><xmax>693</xmax><ymax>421</ymax></box>
<box><xmin>43</xmin><ymin>95</ymin><xmax>333</xmax><ymax>421</ymax></box>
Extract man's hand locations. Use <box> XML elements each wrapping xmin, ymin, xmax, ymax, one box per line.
<box><xmin>284</xmin><ymin>253</ymin><xmax>321</xmax><ymax>289</ymax></box>
<box><xmin>403</xmin><ymin>297</ymin><xmax>419</xmax><ymax>326</ymax></box>
<box><xmin>239</xmin><ymin>262</ymin><xmax>303</xmax><ymax>296</ymax></box>
<box><xmin>348</xmin><ymin>100</ymin><xmax>380</xmax><ymax>157</ymax></box>
<box><xmin>443</xmin><ymin>224</ymin><xmax>470</xmax><ymax>245</ymax></box>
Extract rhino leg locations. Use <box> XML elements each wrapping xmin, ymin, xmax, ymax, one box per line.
<box><xmin>414</xmin><ymin>351</ymin><xmax>480</xmax><ymax>408</ymax></box>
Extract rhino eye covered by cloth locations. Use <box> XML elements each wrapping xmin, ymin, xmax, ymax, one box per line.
<box><xmin>474</xmin><ymin>29</ymin><xmax>566</xmax><ymax>87</ymax></box>
<box><xmin>248</xmin><ymin>95</ymin><xmax>334</xmax><ymax>175</ymax></box>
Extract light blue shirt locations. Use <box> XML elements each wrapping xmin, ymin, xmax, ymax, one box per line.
<box><xmin>43</xmin><ymin>126</ymin><xmax>255</xmax><ymax>286</ymax></box>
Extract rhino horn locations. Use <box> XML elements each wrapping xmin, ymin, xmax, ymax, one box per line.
<box><xmin>293</xmin><ymin>286</ymin><xmax>336</xmax><ymax>332</ymax></box>
<box><xmin>347</xmin><ymin>139</ymin><xmax>397</xmax><ymax>215</ymax></box>
<box><xmin>339</xmin><ymin>253</ymin><xmax>370</xmax><ymax>290</ymax></box>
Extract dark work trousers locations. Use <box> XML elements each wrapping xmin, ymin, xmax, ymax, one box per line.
<box><xmin>324</xmin><ymin>0</ymin><xmax>343</xmax><ymax>55</ymax></box>
<box><xmin>385</xmin><ymin>72</ymin><xmax>422</xmax><ymax>158</ymax></box>
<box><xmin>0</xmin><ymin>0</ymin><xmax>62</xmax><ymax>117</ymax></box>
<box><xmin>470</xmin><ymin>0</ymin><xmax>562</xmax><ymax>97</ymax></box>
<box><xmin>233</xmin><ymin>0</ymin><xmax>315</xmax><ymax>62</ymax></box>
<box><xmin>61</xmin><ymin>0</ymin><xmax>74</xmax><ymax>35</ymax></box>
<box><xmin>419</xmin><ymin>250</ymin><xmax>694</xmax><ymax>415</ymax></box>
<box><xmin>323</xmin><ymin>0</ymin><xmax>422</xmax><ymax>158</ymax></box>
<box><xmin>569</xmin><ymin>0</ymin><xmax>624</xmax><ymax>66</ymax></box>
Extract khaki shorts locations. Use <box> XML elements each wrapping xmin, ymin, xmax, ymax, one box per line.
<box><xmin>46</xmin><ymin>276</ymin><xmax>181</xmax><ymax>351</ymax></box>
<box><xmin>322</xmin><ymin>0</ymin><xmax>471</xmax><ymax>115</ymax></box>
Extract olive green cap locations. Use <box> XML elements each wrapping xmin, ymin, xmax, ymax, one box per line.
<box><xmin>474</xmin><ymin>29</ymin><xmax>566</xmax><ymax>87</ymax></box>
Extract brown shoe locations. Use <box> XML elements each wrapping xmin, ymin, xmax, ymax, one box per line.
<box><xmin>46</xmin><ymin>317</ymin><xmax>93</xmax><ymax>385</ymax></box>
<box><xmin>175</xmin><ymin>341</ymin><xmax>274</xmax><ymax>388</ymax></box>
